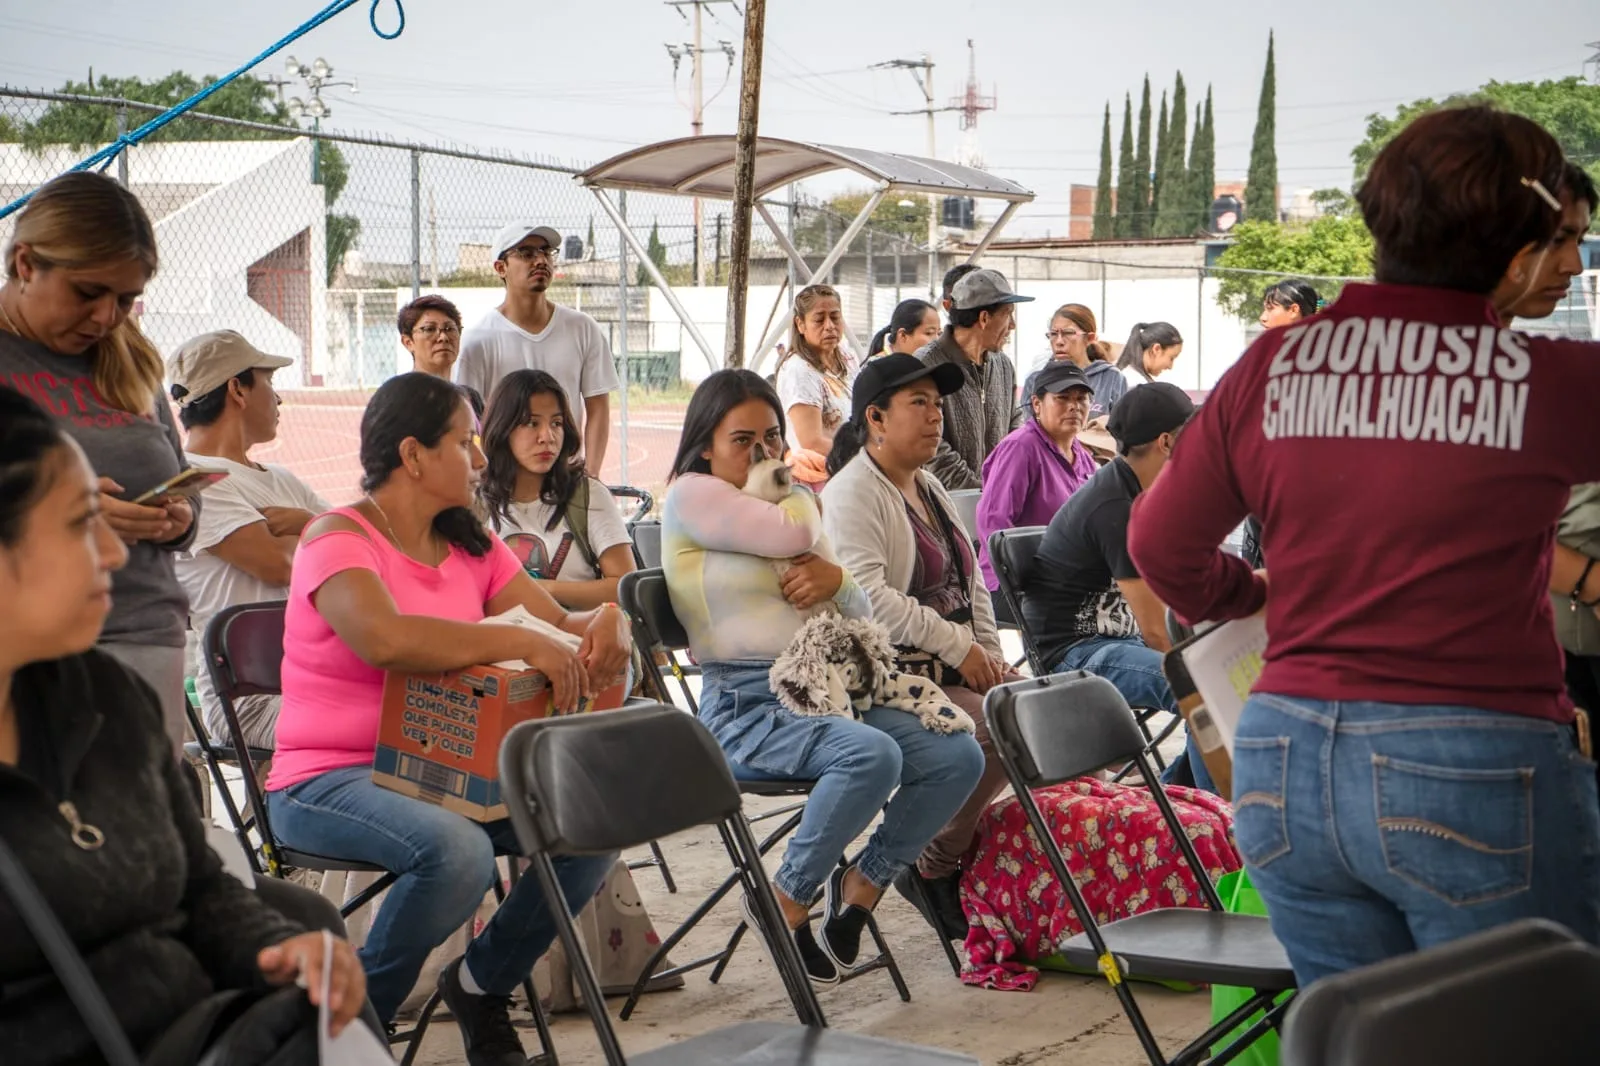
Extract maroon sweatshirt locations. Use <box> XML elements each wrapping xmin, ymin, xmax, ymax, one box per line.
<box><xmin>1128</xmin><ymin>282</ymin><xmax>1600</xmax><ymax>723</ymax></box>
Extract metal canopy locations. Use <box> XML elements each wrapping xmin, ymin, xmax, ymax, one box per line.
<box><xmin>577</xmin><ymin>135</ymin><xmax>1034</xmax><ymax>204</ymax></box>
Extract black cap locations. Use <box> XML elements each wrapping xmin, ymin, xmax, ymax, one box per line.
<box><xmin>850</xmin><ymin>353</ymin><xmax>964</xmax><ymax>425</ymax></box>
<box><xmin>1032</xmin><ymin>361</ymin><xmax>1094</xmax><ymax>397</ymax></box>
<box><xmin>1106</xmin><ymin>382</ymin><xmax>1195</xmax><ymax>448</ymax></box>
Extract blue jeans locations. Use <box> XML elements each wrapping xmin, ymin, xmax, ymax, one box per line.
<box><xmin>1053</xmin><ymin>635</ymin><xmax>1217</xmax><ymax>795</ymax></box>
<box><xmin>267</xmin><ymin>766</ymin><xmax>615</xmax><ymax>1023</ymax></box>
<box><xmin>1233</xmin><ymin>694</ymin><xmax>1600</xmax><ymax>985</ymax></box>
<box><xmin>698</xmin><ymin>661</ymin><xmax>985</xmax><ymax>903</ymax></box>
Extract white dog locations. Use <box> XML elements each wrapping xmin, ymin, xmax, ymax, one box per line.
<box><xmin>741</xmin><ymin>454</ymin><xmax>839</xmax><ymax>619</ymax></box>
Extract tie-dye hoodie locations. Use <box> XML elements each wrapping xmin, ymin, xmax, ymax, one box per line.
<box><xmin>662</xmin><ymin>473</ymin><xmax>870</xmax><ymax>663</ymax></box>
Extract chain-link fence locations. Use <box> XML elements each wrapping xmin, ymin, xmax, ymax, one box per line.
<box><xmin>3</xmin><ymin>87</ymin><xmax>1595</xmax><ymax>508</ymax></box>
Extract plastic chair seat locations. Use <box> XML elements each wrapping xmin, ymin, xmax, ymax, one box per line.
<box><xmin>632</xmin><ymin>1021</ymin><xmax>977</xmax><ymax>1065</ymax></box>
<box><xmin>737</xmin><ymin>778</ymin><xmax>816</xmax><ymax>798</ymax></box>
<box><xmin>277</xmin><ymin>849</ymin><xmax>394</xmax><ymax>875</ymax></box>
<box><xmin>183</xmin><ymin>740</ymin><xmax>273</xmax><ymax>766</ymax></box>
<box><xmin>1059</xmin><ymin>910</ymin><xmax>1295</xmax><ymax>991</ymax></box>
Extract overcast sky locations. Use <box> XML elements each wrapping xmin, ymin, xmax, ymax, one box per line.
<box><xmin>1</xmin><ymin>1</ymin><xmax>1595</xmax><ymax>238</ymax></box>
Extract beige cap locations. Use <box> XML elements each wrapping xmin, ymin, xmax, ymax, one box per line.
<box><xmin>167</xmin><ymin>330</ymin><xmax>293</xmax><ymax>407</ymax></box>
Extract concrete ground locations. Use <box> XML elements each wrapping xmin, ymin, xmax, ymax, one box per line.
<box><xmin>408</xmin><ymin>793</ymin><xmax>1214</xmax><ymax>1066</ymax></box>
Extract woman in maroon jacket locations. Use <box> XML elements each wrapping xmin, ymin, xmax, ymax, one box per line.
<box><xmin>1127</xmin><ymin>108</ymin><xmax>1600</xmax><ymax>985</ymax></box>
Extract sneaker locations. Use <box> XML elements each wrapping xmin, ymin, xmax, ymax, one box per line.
<box><xmin>819</xmin><ymin>865</ymin><xmax>874</xmax><ymax>972</ymax></box>
<box><xmin>893</xmin><ymin>866</ymin><xmax>969</xmax><ymax>941</ymax></box>
<box><xmin>741</xmin><ymin>893</ymin><xmax>839</xmax><ymax>985</ymax></box>
<box><xmin>437</xmin><ymin>957</ymin><xmax>528</xmax><ymax>1066</ymax></box>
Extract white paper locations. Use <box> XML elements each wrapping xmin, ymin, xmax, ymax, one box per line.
<box><xmin>1177</xmin><ymin>612</ymin><xmax>1268</xmax><ymax>754</ymax></box>
<box><xmin>480</xmin><ymin>604</ymin><xmax>581</xmax><ymax>670</ymax></box>
<box><xmin>317</xmin><ymin>928</ymin><xmax>393</xmax><ymax>1064</ymax></box>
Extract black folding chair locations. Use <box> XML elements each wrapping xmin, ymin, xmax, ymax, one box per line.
<box><xmin>986</xmin><ymin>672</ymin><xmax>1296</xmax><ymax>1066</ymax></box>
<box><xmin>608</xmin><ymin>485</ymin><xmax>655</xmax><ymax>526</ymax></box>
<box><xmin>181</xmin><ymin>684</ymin><xmax>270</xmax><ymax>874</ymax></box>
<box><xmin>202</xmin><ymin>602</ymin><xmax>558</xmax><ymax>1066</ymax></box>
<box><xmin>988</xmin><ymin>527</ymin><xmax>1180</xmax><ymax>772</ymax></box>
<box><xmin>499</xmin><ymin>705</ymin><xmax>977</xmax><ymax>1066</ymax></box>
<box><xmin>1282</xmin><ymin>919</ymin><xmax>1600</xmax><ymax>1066</ymax></box>
<box><xmin>614</xmin><ymin>569</ymin><xmax>910</xmax><ymax>1020</ymax></box>
<box><xmin>629</xmin><ymin>520</ymin><xmax>662</xmax><ymax>570</ymax></box>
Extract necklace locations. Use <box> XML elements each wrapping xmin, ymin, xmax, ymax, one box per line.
<box><xmin>365</xmin><ymin>493</ymin><xmax>440</xmax><ymax>564</ymax></box>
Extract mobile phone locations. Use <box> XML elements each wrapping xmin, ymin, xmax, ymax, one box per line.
<box><xmin>129</xmin><ymin>468</ymin><xmax>230</xmax><ymax>505</ymax></box>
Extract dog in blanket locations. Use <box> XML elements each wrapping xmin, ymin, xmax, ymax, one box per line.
<box><xmin>742</xmin><ymin>454</ymin><xmax>974</xmax><ymax>736</ymax></box>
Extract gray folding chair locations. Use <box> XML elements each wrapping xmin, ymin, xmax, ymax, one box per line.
<box><xmin>498</xmin><ymin>705</ymin><xmax>976</xmax><ymax>1066</ymax></box>
<box><xmin>629</xmin><ymin>520</ymin><xmax>663</xmax><ymax>570</ymax></box>
<box><xmin>986</xmin><ymin>672</ymin><xmax>1296</xmax><ymax>1066</ymax></box>
<box><xmin>1282</xmin><ymin>919</ymin><xmax>1600</xmax><ymax>1066</ymax></box>
<box><xmin>946</xmin><ymin>488</ymin><xmax>981</xmax><ymax>547</ymax></box>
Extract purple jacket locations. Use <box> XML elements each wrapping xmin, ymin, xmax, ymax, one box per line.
<box><xmin>976</xmin><ymin>417</ymin><xmax>1100</xmax><ymax>589</ymax></box>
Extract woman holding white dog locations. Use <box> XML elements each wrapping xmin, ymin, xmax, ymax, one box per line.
<box><xmin>822</xmin><ymin>354</ymin><xmax>1022</xmax><ymax>944</ymax></box>
<box><xmin>661</xmin><ymin>369</ymin><xmax>984</xmax><ymax>984</ymax></box>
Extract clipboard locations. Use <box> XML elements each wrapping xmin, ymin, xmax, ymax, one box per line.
<box><xmin>1160</xmin><ymin>612</ymin><xmax>1269</xmax><ymax>801</ymax></box>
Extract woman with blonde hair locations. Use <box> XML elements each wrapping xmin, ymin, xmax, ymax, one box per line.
<box><xmin>775</xmin><ymin>283</ymin><xmax>859</xmax><ymax>489</ymax></box>
<box><xmin>0</xmin><ymin>171</ymin><xmax>196</xmax><ymax>747</ymax></box>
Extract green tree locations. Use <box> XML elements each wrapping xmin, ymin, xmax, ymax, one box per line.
<box><xmin>1212</xmin><ymin>216</ymin><xmax>1374</xmax><ymax>319</ymax></box>
<box><xmin>1311</xmin><ymin>187</ymin><xmax>1356</xmax><ymax>217</ymax></box>
<box><xmin>1350</xmin><ymin>77</ymin><xmax>1600</xmax><ymax>218</ymax></box>
<box><xmin>1155</xmin><ymin>74</ymin><xmax>1190</xmax><ymax>237</ymax></box>
<box><xmin>585</xmin><ymin>216</ymin><xmax>596</xmax><ymax>259</ymax></box>
<box><xmin>1113</xmin><ymin>93</ymin><xmax>1136</xmax><ymax>239</ymax></box>
<box><xmin>1152</xmin><ymin>90</ymin><xmax>1169</xmax><ymax>217</ymax></box>
<box><xmin>1187</xmin><ymin>88</ymin><xmax>1217</xmax><ymax>234</ymax></box>
<box><xmin>13</xmin><ymin>72</ymin><xmax>292</xmax><ymax>150</ymax></box>
<box><xmin>792</xmin><ymin>190</ymin><xmax>931</xmax><ymax>254</ymax></box>
<box><xmin>1131</xmin><ymin>77</ymin><xmax>1153</xmax><ymax>237</ymax></box>
<box><xmin>1244</xmin><ymin>32</ymin><xmax>1279</xmax><ymax>223</ymax></box>
<box><xmin>638</xmin><ymin>219</ymin><xmax>667</xmax><ymax>286</ymax></box>
<box><xmin>1093</xmin><ymin>103</ymin><xmax>1115</xmax><ymax>239</ymax></box>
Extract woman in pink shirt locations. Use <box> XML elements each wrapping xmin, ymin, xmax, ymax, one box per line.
<box><xmin>264</xmin><ymin>373</ymin><xmax>631</xmax><ymax>1061</ymax></box>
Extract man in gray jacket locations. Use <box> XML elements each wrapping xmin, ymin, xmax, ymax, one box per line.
<box><xmin>915</xmin><ymin>268</ymin><xmax>1029</xmax><ymax>490</ymax></box>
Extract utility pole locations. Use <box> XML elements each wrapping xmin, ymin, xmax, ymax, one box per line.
<box><xmin>876</xmin><ymin>54</ymin><xmax>957</xmax><ymax>301</ymax></box>
<box><xmin>666</xmin><ymin>1</ymin><xmax>738</xmax><ymax>287</ymax></box>
<box><xmin>724</xmin><ymin>0</ymin><xmax>767</xmax><ymax>367</ymax></box>
<box><xmin>1588</xmin><ymin>39</ymin><xmax>1600</xmax><ymax>83</ymax></box>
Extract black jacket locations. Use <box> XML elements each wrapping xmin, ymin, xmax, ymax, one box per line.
<box><xmin>0</xmin><ymin>650</ymin><xmax>301</xmax><ymax>1065</ymax></box>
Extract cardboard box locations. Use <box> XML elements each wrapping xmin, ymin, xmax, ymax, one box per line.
<box><xmin>373</xmin><ymin>665</ymin><xmax>625</xmax><ymax>821</ymax></box>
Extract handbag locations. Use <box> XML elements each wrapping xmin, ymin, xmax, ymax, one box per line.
<box><xmin>894</xmin><ymin>484</ymin><xmax>976</xmax><ymax>690</ymax></box>
<box><xmin>0</xmin><ymin>831</ymin><xmax>322</xmax><ymax>1065</ymax></box>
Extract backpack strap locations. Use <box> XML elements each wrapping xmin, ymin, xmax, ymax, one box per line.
<box><xmin>563</xmin><ymin>477</ymin><xmax>599</xmax><ymax>575</ymax></box>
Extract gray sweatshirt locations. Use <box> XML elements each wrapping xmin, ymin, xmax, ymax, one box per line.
<box><xmin>915</xmin><ymin>328</ymin><xmax>1022</xmax><ymax>491</ymax></box>
<box><xmin>0</xmin><ymin>331</ymin><xmax>194</xmax><ymax>647</ymax></box>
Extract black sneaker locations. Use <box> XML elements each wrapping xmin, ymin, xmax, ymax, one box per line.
<box><xmin>741</xmin><ymin>893</ymin><xmax>838</xmax><ymax>985</ymax></box>
<box><xmin>819</xmin><ymin>865</ymin><xmax>874</xmax><ymax>972</ymax></box>
<box><xmin>437</xmin><ymin>957</ymin><xmax>529</xmax><ymax>1066</ymax></box>
<box><xmin>893</xmin><ymin>866</ymin><xmax>969</xmax><ymax>941</ymax></box>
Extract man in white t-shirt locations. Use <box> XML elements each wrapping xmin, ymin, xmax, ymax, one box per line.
<box><xmin>455</xmin><ymin>222</ymin><xmax>620</xmax><ymax>472</ymax></box>
<box><xmin>167</xmin><ymin>331</ymin><xmax>329</xmax><ymax>749</ymax></box>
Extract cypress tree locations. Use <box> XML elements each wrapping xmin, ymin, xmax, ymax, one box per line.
<box><xmin>1155</xmin><ymin>74</ymin><xmax>1189</xmax><ymax>236</ymax></box>
<box><xmin>1131</xmin><ymin>77</ymin><xmax>1153</xmax><ymax>238</ymax></box>
<box><xmin>1244</xmin><ymin>31</ymin><xmax>1279</xmax><ymax>222</ymax></box>
<box><xmin>1113</xmin><ymin>93</ymin><xmax>1136</xmax><ymax>239</ymax></box>
<box><xmin>1188</xmin><ymin>88</ymin><xmax>1217</xmax><ymax>233</ymax></box>
<box><xmin>1152</xmin><ymin>91</ymin><xmax>1169</xmax><ymax>222</ymax></box>
<box><xmin>1093</xmin><ymin>103</ymin><xmax>1115</xmax><ymax>239</ymax></box>
<box><xmin>639</xmin><ymin>218</ymin><xmax>666</xmax><ymax>285</ymax></box>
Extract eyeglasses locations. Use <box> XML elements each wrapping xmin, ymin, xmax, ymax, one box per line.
<box><xmin>413</xmin><ymin>323</ymin><xmax>460</xmax><ymax>338</ymax></box>
<box><xmin>507</xmin><ymin>245</ymin><xmax>558</xmax><ymax>263</ymax></box>
<box><xmin>1046</xmin><ymin>329</ymin><xmax>1085</xmax><ymax>341</ymax></box>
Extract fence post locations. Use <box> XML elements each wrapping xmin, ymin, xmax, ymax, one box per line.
<box><xmin>1099</xmin><ymin>260</ymin><xmax>1108</xmax><ymax>334</ymax></box>
<box><xmin>618</xmin><ymin>190</ymin><xmax>630</xmax><ymax>485</ymax></box>
<box><xmin>864</xmin><ymin>229</ymin><xmax>874</xmax><ymax>344</ymax></box>
<box><xmin>115</xmin><ymin>104</ymin><xmax>129</xmax><ymax>187</ymax></box>
<box><xmin>1196</xmin><ymin>268</ymin><xmax>1205</xmax><ymax>390</ymax></box>
<box><xmin>355</xmin><ymin>290</ymin><xmax>366</xmax><ymax>389</ymax></box>
<box><xmin>409</xmin><ymin>149</ymin><xmax>421</xmax><ymax>301</ymax></box>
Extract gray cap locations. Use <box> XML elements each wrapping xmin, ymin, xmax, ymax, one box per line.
<box><xmin>950</xmin><ymin>268</ymin><xmax>1034</xmax><ymax>311</ymax></box>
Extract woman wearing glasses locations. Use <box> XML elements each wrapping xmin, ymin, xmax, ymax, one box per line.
<box><xmin>1020</xmin><ymin>304</ymin><xmax>1125</xmax><ymax>420</ymax></box>
<box><xmin>399</xmin><ymin>294</ymin><xmax>483</xmax><ymax>417</ymax></box>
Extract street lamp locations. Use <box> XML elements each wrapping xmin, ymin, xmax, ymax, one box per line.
<box><xmin>284</xmin><ymin>56</ymin><xmax>357</xmax><ymax>185</ymax></box>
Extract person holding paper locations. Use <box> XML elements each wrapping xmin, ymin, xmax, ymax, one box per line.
<box><xmin>1023</xmin><ymin>383</ymin><xmax>1216</xmax><ymax>794</ymax></box>
<box><xmin>1128</xmin><ymin>110</ymin><xmax>1600</xmax><ymax>984</ymax></box>
<box><xmin>264</xmin><ymin>373</ymin><xmax>631</xmax><ymax>1064</ymax></box>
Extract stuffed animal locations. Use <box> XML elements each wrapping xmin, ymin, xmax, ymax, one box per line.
<box><xmin>769</xmin><ymin>614</ymin><xmax>976</xmax><ymax>735</ymax></box>
<box><xmin>741</xmin><ymin>454</ymin><xmax>840</xmax><ymax>619</ymax></box>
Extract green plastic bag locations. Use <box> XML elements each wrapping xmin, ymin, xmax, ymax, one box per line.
<box><xmin>1209</xmin><ymin>869</ymin><xmax>1287</xmax><ymax>1066</ymax></box>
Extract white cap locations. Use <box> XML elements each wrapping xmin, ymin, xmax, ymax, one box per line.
<box><xmin>167</xmin><ymin>331</ymin><xmax>292</xmax><ymax>407</ymax></box>
<box><xmin>491</xmin><ymin>223</ymin><xmax>562</xmax><ymax>262</ymax></box>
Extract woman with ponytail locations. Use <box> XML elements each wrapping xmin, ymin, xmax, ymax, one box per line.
<box><xmin>1114</xmin><ymin>321</ymin><xmax>1184</xmax><ymax>392</ymax></box>
<box><xmin>866</xmin><ymin>298</ymin><xmax>941</xmax><ymax>361</ymax></box>
<box><xmin>0</xmin><ymin>171</ymin><xmax>196</xmax><ymax>747</ymax></box>
<box><xmin>1259</xmin><ymin>279</ymin><xmax>1321</xmax><ymax>330</ymax></box>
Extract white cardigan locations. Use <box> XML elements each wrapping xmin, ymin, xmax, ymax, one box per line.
<box><xmin>822</xmin><ymin>453</ymin><xmax>1003</xmax><ymax>669</ymax></box>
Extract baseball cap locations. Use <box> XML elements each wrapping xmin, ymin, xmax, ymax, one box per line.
<box><xmin>1106</xmin><ymin>382</ymin><xmax>1195</xmax><ymax>448</ymax></box>
<box><xmin>849</xmin><ymin>353</ymin><xmax>964</xmax><ymax>425</ymax></box>
<box><xmin>949</xmin><ymin>268</ymin><xmax>1035</xmax><ymax>311</ymax></box>
<box><xmin>167</xmin><ymin>331</ymin><xmax>292</xmax><ymax>407</ymax></box>
<box><xmin>491</xmin><ymin>222</ymin><xmax>562</xmax><ymax>262</ymax></box>
<box><xmin>1032</xmin><ymin>361</ymin><xmax>1094</xmax><ymax>397</ymax></box>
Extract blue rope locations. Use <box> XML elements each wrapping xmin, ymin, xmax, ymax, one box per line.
<box><xmin>0</xmin><ymin>0</ymin><xmax>404</xmax><ymax>220</ymax></box>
